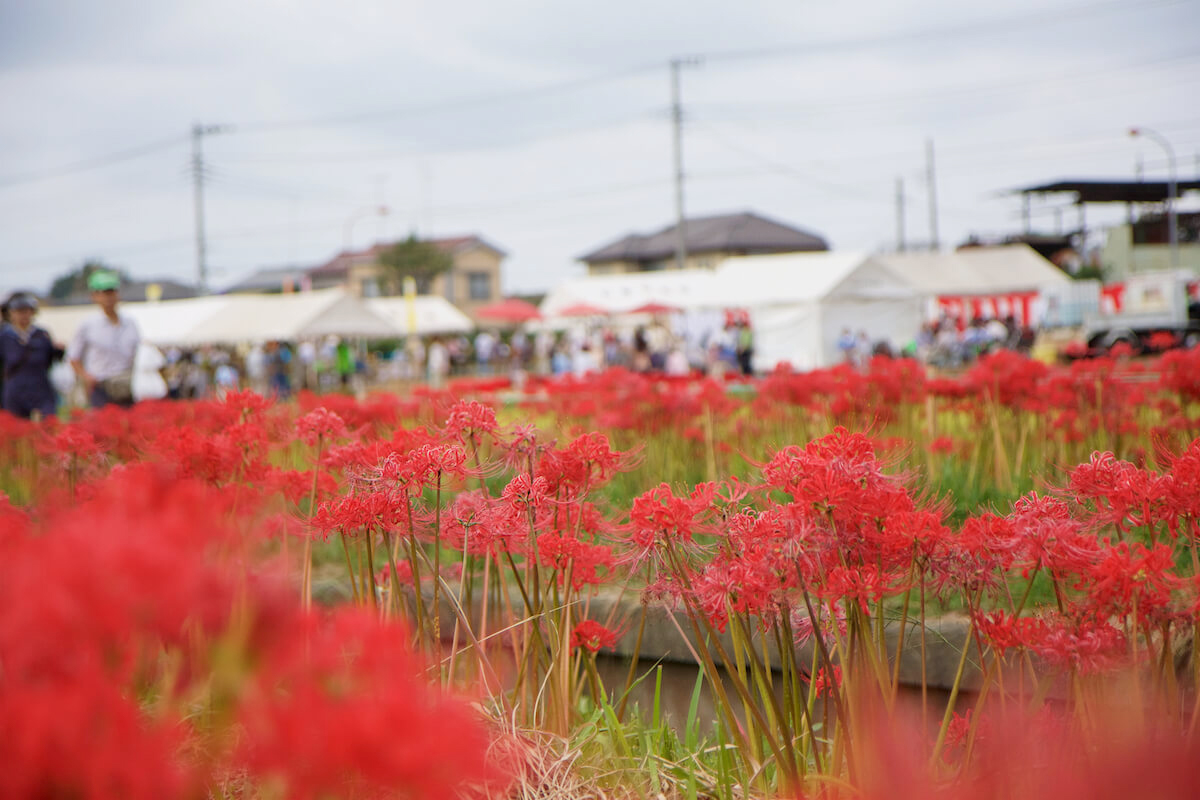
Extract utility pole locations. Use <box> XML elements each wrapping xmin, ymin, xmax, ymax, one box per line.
<box><xmin>895</xmin><ymin>177</ymin><xmax>906</xmax><ymax>252</ymax></box>
<box><xmin>925</xmin><ymin>138</ymin><xmax>940</xmax><ymax>251</ymax></box>
<box><xmin>1130</xmin><ymin>127</ymin><xmax>1178</xmax><ymax>267</ymax></box>
<box><xmin>670</xmin><ymin>57</ymin><xmax>702</xmax><ymax>271</ymax></box>
<box><xmin>192</xmin><ymin>123</ymin><xmax>230</xmax><ymax>295</ymax></box>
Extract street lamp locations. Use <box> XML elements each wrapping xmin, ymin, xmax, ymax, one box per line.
<box><xmin>1129</xmin><ymin>126</ymin><xmax>1178</xmax><ymax>267</ymax></box>
<box><xmin>343</xmin><ymin>205</ymin><xmax>390</xmax><ymax>251</ymax></box>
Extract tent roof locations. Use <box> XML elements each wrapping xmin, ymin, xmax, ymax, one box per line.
<box><xmin>539</xmin><ymin>269</ymin><xmax>723</xmax><ymax>316</ymax></box>
<box><xmin>39</xmin><ymin>289</ymin><xmax>398</xmax><ymax>347</ymax></box>
<box><xmin>715</xmin><ymin>251</ymin><xmax>914</xmax><ymax>304</ymax></box>
<box><xmin>875</xmin><ymin>244</ymin><xmax>1069</xmax><ymax>296</ymax></box>
<box><xmin>175</xmin><ymin>289</ymin><xmax>395</xmax><ymax>344</ymax></box>
<box><xmin>365</xmin><ymin>295</ymin><xmax>474</xmax><ymax>335</ymax></box>
<box><xmin>38</xmin><ymin>295</ymin><xmax>233</xmax><ymax>347</ymax></box>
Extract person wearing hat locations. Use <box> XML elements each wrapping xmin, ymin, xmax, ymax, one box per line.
<box><xmin>67</xmin><ymin>270</ymin><xmax>141</xmax><ymax>408</ymax></box>
<box><xmin>0</xmin><ymin>292</ymin><xmax>64</xmax><ymax>419</ymax></box>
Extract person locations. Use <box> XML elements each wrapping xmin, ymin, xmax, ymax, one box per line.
<box><xmin>474</xmin><ymin>330</ymin><xmax>496</xmax><ymax>376</ymax></box>
<box><xmin>426</xmin><ymin>336</ymin><xmax>449</xmax><ymax>388</ymax></box>
<box><xmin>0</xmin><ymin>296</ymin><xmax>10</xmax><ymax>401</ymax></box>
<box><xmin>735</xmin><ymin>319</ymin><xmax>755</xmax><ymax>377</ymax></box>
<box><xmin>68</xmin><ymin>270</ymin><xmax>140</xmax><ymax>408</ymax></box>
<box><xmin>335</xmin><ymin>338</ymin><xmax>355</xmax><ymax>390</ymax></box>
<box><xmin>0</xmin><ymin>293</ymin><xmax>63</xmax><ymax>419</ymax></box>
<box><xmin>837</xmin><ymin>327</ymin><xmax>856</xmax><ymax>364</ymax></box>
<box><xmin>265</xmin><ymin>340</ymin><xmax>292</xmax><ymax>399</ymax></box>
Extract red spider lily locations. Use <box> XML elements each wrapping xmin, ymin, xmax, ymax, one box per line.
<box><xmin>296</xmin><ymin>406</ymin><xmax>348</xmax><ymax>446</ymax></box>
<box><xmin>691</xmin><ymin>549</ymin><xmax>782</xmax><ymax>631</ymax></box>
<box><xmin>1067</xmin><ymin>451</ymin><xmax>1169</xmax><ymax>534</ymax></box>
<box><xmin>1158</xmin><ymin>347</ymin><xmax>1200</xmax><ymax>403</ymax></box>
<box><xmin>818</xmin><ymin>562</ymin><xmax>893</xmax><ymax>609</ymax></box>
<box><xmin>235</xmin><ymin>608</ymin><xmax>503</xmax><ymax>800</ymax></box>
<box><xmin>569</xmin><ymin>619</ymin><xmax>621</xmax><ymax>652</ymax></box>
<box><xmin>930</xmin><ymin>512</ymin><xmax>1019</xmax><ymax>598</ymax></box>
<box><xmin>439</xmin><ymin>489</ymin><xmax>493</xmax><ymax>554</ymax></box>
<box><xmin>1007</xmin><ymin>493</ymin><xmax>1101</xmax><ymax>579</ymax></box>
<box><xmin>1081</xmin><ymin>541</ymin><xmax>1179</xmax><ymax>624</ymax></box>
<box><xmin>0</xmin><ymin>672</ymin><xmax>198</xmax><ymax>799</ymax></box>
<box><xmin>42</xmin><ymin>424</ymin><xmax>103</xmax><ymax>460</ymax></box>
<box><xmin>1160</xmin><ymin>437</ymin><xmax>1200</xmax><ymax>524</ymax></box>
<box><xmin>501</xmin><ymin>472</ymin><xmax>554</xmax><ymax>514</ymax></box>
<box><xmin>963</xmin><ymin>349</ymin><xmax>1049</xmax><ymax>409</ymax></box>
<box><xmin>928</xmin><ymin>435</ymin><xmax>957</xmax><ymax>455</ymax></box>
<box><xmin>263</xmin><ymin>467</ymin><xmax>339</xmax><ymax>506</ymax></box>
<box><xmin>311</xmin><ymin>491</ymin><xmax>406</xmax><ymax>540</ymax></box>
<box><xmin>1024</xmin><ymin>615</ymin><xmax>1128</xmax><ymax>674</ymax></box>
<box><xmin>535</xmin><ymin>532</ymin><xmax>615</xmax><ymax>589</ymax></box>
<box><xmin>443</xmin><ymin>399</ymin><xmax>500</xmax><ymax>445</ymax></box>
<box><xmin>538</xmin><ymin>431</ymin><xmax>641</xmax><ymax>497</ymax></box>
<box><xmin>627</xmin><ymin>482</ymin><xmax>707</xmax><ymax>558</ymax></box>
<box><xmin>790</xmin><ymin>601</ymin><xmax>847</xmax><ymax>647</ymax></box>
<box><xmin>810</xmin><ymin>664</ymin><xmax>842</xmax><ymax>696</ymax></box>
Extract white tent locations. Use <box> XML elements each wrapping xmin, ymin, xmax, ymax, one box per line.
<box><xmin>874</xmin><ymin>244</ymin><xmax>1070</xmax><ymax>326</ymax></box>
<box><xmin>38</xmin><ymin>295</ymin><xmax>233</xmax><ymax>348</ymax></box>
<box><xmin>366</xmin><ymin>295</ymin><xmax>474</xmax><ymax>336</ymax></box>
<box><xmin>715</xmin><ymin>252</ymin><xmax>923</xmax><ymax>370</ymax></box>
<box><xmin>39</xmin><ymin>289</ymin><xmax>398</xmax><ymax>347</ymax></box>
<box><xmin>177</xmin><ymin>289</ymin><xmax>396</xmax><ymax>344</ymax></box>
<box><xmin>875</xmin><ymin>244</ymin><xmax>1069</xmax><ymax>295</ymax></box>
<box><xmin>538</xmin><ymin>269</ymin><xmax>724</xmax><ymax>317</ymax></box>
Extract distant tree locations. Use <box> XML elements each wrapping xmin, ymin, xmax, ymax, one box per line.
<box><xmin>48</xmin><ymin>260</ymin><xmax>129</xmax><ymax>300</ymax></box>
<box><xmin>377</xmin><ymin>235</ymin><xmax>453</xmax><ymax>296</ymax></box>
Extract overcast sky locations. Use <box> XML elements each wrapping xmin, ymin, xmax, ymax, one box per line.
<box><xmin>1</xmin><ymin>0</ymin><xmax>1197</xmax><ymax>297</ymax></box>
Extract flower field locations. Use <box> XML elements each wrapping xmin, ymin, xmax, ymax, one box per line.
<box><xmin>4</xmin><ymin>348</ymin><xmax>1200</xmax><ymax>799</ymax></box>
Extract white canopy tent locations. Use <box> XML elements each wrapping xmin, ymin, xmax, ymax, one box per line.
<box><xmin>874</xmin><ymin>244</ymin><xmax>1071</xmax><ymax>326</ymax></box>
<box><xmin>38</xmin><ymin>289</ymin><xmax>399</xmax><ymax>347</ymax></box>
<box><xmin>715</xmin><ymin>252</ymin><xmax>923</xmax><ymax>370</ymax></box>
<box><xmin>365</xmin><ymin>295</ymin><xmax>475</xmax><ymax>336</ymax></box>
<box><xmin>177</xmin><ymin>289</ymin><xmax>397</xmax><ymax>345</ymax></box>
<box><xmin>538</xmin><ymin>269</ymin><xmax>724</xmax><ymax>318</ymax></box>
<box><xmin>874</xmin><ymin>244</ymin><xmax>1070</xmax><ymax>296</ymax></box>
<box><xmin>38</xmin><ymin>295</ymin><xmax>233</xmax><ymax>347</ymax></box>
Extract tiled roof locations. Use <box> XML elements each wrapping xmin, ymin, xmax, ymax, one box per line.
<box><xmin>579</xmin><ymin>211</ymin><xmax>828</xmax><ymax>263</ymax></box>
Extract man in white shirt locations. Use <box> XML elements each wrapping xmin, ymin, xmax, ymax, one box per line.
<box><xmin>67</xmin><ymin>270</ymin><xmax>141</xmax><ymax>408</ymax></box>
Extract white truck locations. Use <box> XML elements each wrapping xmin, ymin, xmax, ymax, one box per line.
<box><xmin>1040</xmin><ymin>271</ymin><xmax>1200</xmax><ymax>358</ymax></box>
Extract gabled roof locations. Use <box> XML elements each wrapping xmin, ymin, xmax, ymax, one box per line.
<box><xmin>579</xmin><ymin>211</ymin><xmax>828</xmax><ymax>264</ymax></box>
<box><xmin>308</xmin><ymin>235</ymin><xmax>506</xmax><ymax>279</ymax></box>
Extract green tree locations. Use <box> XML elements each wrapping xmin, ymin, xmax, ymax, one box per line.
<box><xmin>377</xmin><ymin>235</ymin><xmax>453</xmax><ymax>296</ymax></box>
<box><xmin>49</xmin><ymin>260</ymin><xmax>129</xmax><ymax>300</ymax></box>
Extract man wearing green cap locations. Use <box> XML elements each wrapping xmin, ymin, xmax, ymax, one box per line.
<box><xmin>67</xmin><ymin>270</ymin><xmax>141</xmax><ymax>407</ymax></box>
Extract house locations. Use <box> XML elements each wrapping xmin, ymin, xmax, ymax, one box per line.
<box><xmin>306</xmin><ymin>235</ymin><xmax>505</xmax><ymax>320</ymax></box>
<box><xmin>578</xmin><ymin>211</ymin><xmax>828</xmax><ymax>275</ymax></box>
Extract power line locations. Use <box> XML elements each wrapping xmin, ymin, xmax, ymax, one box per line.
<box><xmin>0</xmin><ymin>135</ymin><xmax>186</xmax><ymax>189</ymax></box>
<box><xmin>698</xmin><ymin>0</ymin><xmax>1183</xmax><ymax>63</ymax></box>
<box><xmin>231</xmin><ymin>63</ymin><xmax>665</xmax><ymax>134</ymax></box>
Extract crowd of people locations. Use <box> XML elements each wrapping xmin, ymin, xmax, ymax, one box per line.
<box><xmin>2</xmin><ymin>273</ymin><xmax>1051</xmax><ymax>422</ymax></box>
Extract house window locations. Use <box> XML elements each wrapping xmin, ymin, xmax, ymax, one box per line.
<box><xmin>467</xmin><ymin>271</ymin><xmax>492</xmax><ymax>300</ymax></box>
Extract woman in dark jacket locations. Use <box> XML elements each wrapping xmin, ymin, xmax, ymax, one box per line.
<box><xmin>1</xmin><ymin>293</ymin><xmax>63</xmax><ymax>420</ymax></box>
